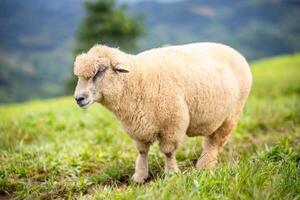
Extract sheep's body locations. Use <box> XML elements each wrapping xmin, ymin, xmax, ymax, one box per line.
<box><xmin>74</xmin><ymin>42</ymin><xmax>252</xmax><ymax>183</ymax></box>
<box><xmin>101</xmin><ymin>43</ymin><xmax>251</xmax><ymax>142</ymax></box>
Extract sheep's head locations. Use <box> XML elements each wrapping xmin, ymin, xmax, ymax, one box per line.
<box><xmin>73</xmin><ymin>49</ymin><xmax>130</xmax><ymax>109</ymax></box>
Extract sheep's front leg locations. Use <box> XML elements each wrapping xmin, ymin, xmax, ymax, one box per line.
<box><xmin>132</xmin><ymin>140</ymin><xmax>150</xmax><ymax>183</ymax></box>
<box><xmin>159</xmin><ymin>133</ymin><xmax>184</xmax><ymax>173</ymax></box>
<box><xmin>159</xmin><ymin>115</ymin><xmax>188</xmax><ymax>173</ymax></box>
<box><xmin>160</xmin><ymin>142</ymin><xmax>180</xmax><ymax>173</ymax></box>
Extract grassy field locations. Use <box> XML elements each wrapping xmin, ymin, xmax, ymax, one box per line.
<box><xmin>0</xmin><ymin>54</ymin><xmax>300</xmax><ymax>199</ymax></box>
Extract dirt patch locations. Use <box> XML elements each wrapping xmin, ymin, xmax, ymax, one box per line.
<box><xmin>0</xmin><ymin>194</ymin><xmax>10</xmax><ymax>200</ymax></box>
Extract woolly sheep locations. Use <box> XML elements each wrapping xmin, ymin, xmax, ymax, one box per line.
<box><xmin>73</xmin><ymin>42</ymin><xmax>252</xmax><ymax>183</ymax></box>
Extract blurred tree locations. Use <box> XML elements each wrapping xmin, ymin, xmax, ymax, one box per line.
<box><xmin>67</xmin><ymin>0</ymin><xmax>144</xmax><ymax>92</ymax></box>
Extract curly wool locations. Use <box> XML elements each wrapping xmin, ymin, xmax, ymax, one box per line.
<box><xmin>74</xmin><ymin>53</ymin><xmax>101</xmax><ymax>79</ymax></box>
<box><xmin>73</xmin><ymin>42</ymin><xmax>253</xmax><ymax>183</ymax></box>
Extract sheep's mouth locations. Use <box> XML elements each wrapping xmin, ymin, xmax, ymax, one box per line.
<box><xmin>78</xmin><ymin>101</ymin><xmax>92</xmax><ymax>109</ymax></box>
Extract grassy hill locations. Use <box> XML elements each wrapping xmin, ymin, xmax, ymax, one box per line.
<box><xmin>0</xmin><ymin>54</ymin><xmax>300</xmax><ymax>199</ymax></box>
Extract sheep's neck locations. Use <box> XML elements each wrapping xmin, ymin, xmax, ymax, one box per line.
<box><xmin>102</xmin><ymin>66</ymin><xmax>145</xmax><ymax>122</ymax></box>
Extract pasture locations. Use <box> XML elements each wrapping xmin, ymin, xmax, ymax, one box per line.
<box><xmin>0</xmin><ymin>54</ymin><xmax>299</xmax><ymax>199</ymax></box>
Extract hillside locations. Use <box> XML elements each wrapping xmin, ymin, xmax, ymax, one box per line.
<box><xmin>0</xmin><ymin>54</ymin><xmax>299</xmax><ymax>199</ymax></box>
<box><xmin>0</xmin><ymin>0</ymin><xmax>83</xmax><ymax>102</ymax></box>
<box><xmin>0</xmin><ymin>0</ymin><xmax>300</xmax><ymax>103</ymax></box>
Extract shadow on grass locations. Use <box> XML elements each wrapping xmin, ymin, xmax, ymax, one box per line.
<box><xmin>93</xmin><ymin>156</ymin><xmax>200</xmax><ymax>188</ymax></box>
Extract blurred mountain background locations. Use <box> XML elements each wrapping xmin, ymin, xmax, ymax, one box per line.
<box><xmin>0</xmin><ymin>0</ymin><xmax>300</xmax><ymax>103</ymax></box>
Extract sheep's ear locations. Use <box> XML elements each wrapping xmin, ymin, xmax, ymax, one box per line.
<box><xmin>113</xmin><ymin>64</ymin><xmax>130</xmax><ymax>73</ymax></box>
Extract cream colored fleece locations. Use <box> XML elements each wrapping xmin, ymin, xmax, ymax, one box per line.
<box><xmin>74</xmin><ymin>42</ymin><xmax>252</xmax><ymax>183</ymax></box>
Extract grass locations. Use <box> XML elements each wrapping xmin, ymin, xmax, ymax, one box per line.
<box><xmin>0</xmin><ymin>53</ymin><xmax>300</xmax><ymax>199</ymax></box>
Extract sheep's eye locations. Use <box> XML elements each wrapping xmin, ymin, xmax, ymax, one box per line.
<box><xmin>93</xmin><ymin>67</ymin><xmax>106</xmax><ymax>82</ymax></box>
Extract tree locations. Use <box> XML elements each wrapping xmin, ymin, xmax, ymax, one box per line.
<box><xmin>74</xmin><ymin>0</ymin><xmax>144</xmax><ymax>54</ymax></box>
<box><xmin>66</xmin><ymin>0</ymin><xmax>144</xmax><ymax>93</ymax></box>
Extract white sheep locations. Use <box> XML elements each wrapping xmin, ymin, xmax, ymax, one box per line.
<box><xmin>73</xmin><ymin>42</ymin><xmax>252</xmax><ymax>183</ymax></box>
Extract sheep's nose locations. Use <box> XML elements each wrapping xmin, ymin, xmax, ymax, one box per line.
<box><xmin>75</xmin><ymin>95</ymin><xmax>86</xmax><ymax>103</ymax></box>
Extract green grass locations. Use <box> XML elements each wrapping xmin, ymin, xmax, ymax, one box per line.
<box><xmin>1</xmin><ymin>53</ymin><xmax>300</xmax><ymax>199</ymax></box>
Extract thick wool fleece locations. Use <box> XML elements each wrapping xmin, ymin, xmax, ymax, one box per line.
<box><xmin>74</xmin><ymin>42</ymin><xmax>252</xmax><ymax>183</ymax></box>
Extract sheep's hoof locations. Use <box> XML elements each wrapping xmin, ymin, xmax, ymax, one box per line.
<box><xmin>196</xmin><ymin>157</ymin><xmax>218</xmax><ymax>170</ymax></box>
<box><xmin>165</xmin><ymin>166</ymin><xmax>180</xmax><ymax>174</ymax></box>
<box><xmin>132</xmin><ymin>173</ymin><xmax>147</xmax><ymax>184</ymax></box>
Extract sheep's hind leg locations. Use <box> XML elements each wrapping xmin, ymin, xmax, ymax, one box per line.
<box><xmin>132</xmin><ymin>140</ymin><xmax>151</xmax><ymax>183</ymax></box>
<box><xmin>196</xmin><ymin>118</ymin><xmax>237</xmax><ymax>169</ymax></box>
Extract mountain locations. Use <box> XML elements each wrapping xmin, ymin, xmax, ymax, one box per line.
<box><xmin>130</xmin><ymin>0</ymin><xmax>300</xmax><ymax>59</ymax></box>
<box><xmin>0</xmin><ymin>0</ymin><xmax>300</xmax><ymax>103</ymax></box>
<box><xmin>0</xmin><ymin>0</ymin><xmax>84</xmax><ymax>102</ymax></box>
<box><xmin>119</xmin><ymin>0</ymin><xmax>184</xmax><ymax>4</ymax></box>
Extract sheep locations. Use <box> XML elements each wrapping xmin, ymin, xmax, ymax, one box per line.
<box><xmin>73</xmin><ymin>42</ymin><xmax>252</xmax><ymax>183</ymax></box>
